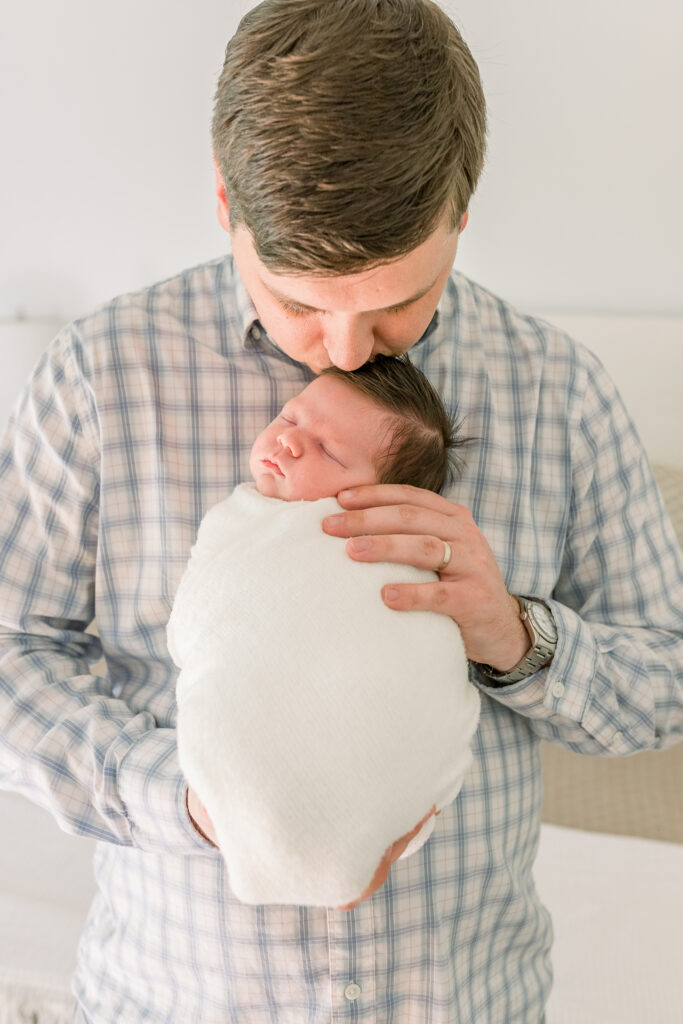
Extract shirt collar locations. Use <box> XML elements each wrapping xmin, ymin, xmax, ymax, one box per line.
<box><xmin>232</xmin><ymin>262</ymin><xmax>262</xmax><ymax>350</ymax></box>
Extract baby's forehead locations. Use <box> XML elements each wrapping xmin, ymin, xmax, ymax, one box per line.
<box><xmin>294</xmin><ymin>376</ymin><xmax>381</xmax><ymax>417</ymax></box>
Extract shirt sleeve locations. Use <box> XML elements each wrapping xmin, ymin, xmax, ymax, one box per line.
<box><xmin>474</xmin><ymin>351</ymin><xmax>683</xmax><ymax>756</ymax></box>
<box><xmin>0</xmin><ymin>328</ymin><xmax>209</xmax><ymax>854</ymax></box>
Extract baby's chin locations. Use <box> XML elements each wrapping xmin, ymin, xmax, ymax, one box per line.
<box><xmin>253</xmin><ymin>473</ymin><xmax>289</xmax><ymax>499</ymax></box>
<box><xmin>252</xmin><ymin>474</ymin><xmax>337</xmax><ymax>502</ymax></box>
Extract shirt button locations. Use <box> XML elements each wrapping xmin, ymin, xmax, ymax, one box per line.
<box><xmin>251</xmin><ymin>325</ymin><xmax>262</xmax><ymax>341</ymax></box>
<box><xmin>613</xmin><ymin>731</ymin><xmax>623</xmax><ymax>744</ymax></box>
<box><xmin>551</xmin><ymin>682</ymin><xmax>565</xmax><ymax>699</ymax></box>
<box><xmin>344</xmin><ymin>983</ymin><xmax>361</xmax><ymax>1001</ymax></box>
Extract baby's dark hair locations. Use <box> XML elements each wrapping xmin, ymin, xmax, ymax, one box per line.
<box><xmin>319</xmin><ymin>354</ymin><xmax>469</xmax><ymax>495</ymax></box>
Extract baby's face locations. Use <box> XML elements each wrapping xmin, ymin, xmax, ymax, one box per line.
<box><xmin>249</xmin><ymin>375</ymin><xmax>392</xmax><ymax>501</ymax></box>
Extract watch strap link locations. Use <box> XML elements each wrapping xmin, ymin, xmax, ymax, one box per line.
<box><xmin>478</xmin><ymin>595</ymin><xmax>556</xmax><ymax>685</ymax></box>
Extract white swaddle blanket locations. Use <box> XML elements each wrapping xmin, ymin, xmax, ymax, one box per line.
<box><xmin>167</xmin><ymin>482</ymin><xmax>480</xmax><ymax>908</ymax></box>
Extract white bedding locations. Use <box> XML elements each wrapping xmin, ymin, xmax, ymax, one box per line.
<box><xmin>0</xmin><ymin>792</ymin><xmax>93</xmax><ymax>1023</ymax></box>
<box><xmin>534</xmin><ymin>824</ymin><xmax>683</xmax><ymax>1024</ymax></box>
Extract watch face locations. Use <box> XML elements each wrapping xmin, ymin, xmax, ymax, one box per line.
<box><xmin>529</xmin><ymin>602</ymin><xmax>557</xmax><ymax>641</ymax></box>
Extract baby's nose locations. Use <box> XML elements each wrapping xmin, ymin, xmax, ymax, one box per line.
<box><xmin>277</xmin><ymin>430</ymin><xmax>302</xmax><ymax>457</ymax></box>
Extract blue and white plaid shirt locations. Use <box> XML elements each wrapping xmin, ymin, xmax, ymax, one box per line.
<box><xmin>1</xmin><ymin>255</ymin><xmax>682</xmax><ymax>1023</ymax></box>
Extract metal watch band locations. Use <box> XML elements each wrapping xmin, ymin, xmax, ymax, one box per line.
<box><xmin>477</xmin><ymin>596</ymin><xmax>557</xmax><ymax>685</ymax></box>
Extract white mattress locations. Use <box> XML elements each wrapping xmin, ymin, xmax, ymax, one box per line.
<box><xmin>534</xmin><ymin>823</ymin><xmax>683</xmax><ymax>1024</ymax></box>
<box><xmin>1</xmin><ymin>792</ymin><xmax>682</xmax><ymax>1023</ymax></box>
<box><xmin>0</xmin><ymin>792</ymin><xmax>94</xmax><ymax>1022</ymax></box>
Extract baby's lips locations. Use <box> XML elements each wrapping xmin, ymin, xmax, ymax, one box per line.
<box><xmin>262</xmin><ymin>458</ymin><xmax>285</xmax><ymax>477</ymax></box>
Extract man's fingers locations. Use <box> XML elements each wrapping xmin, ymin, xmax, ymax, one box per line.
<box><xmin>336</xmin><ymin>483</ymin><xmax>463</xmax><ymax>517</ymax></box>
<box><xmin>382</xmin><ymin>580</ymin><xmax>457</xmax><ymax>613</ymax></box>
<box><xmin>323</xmin><ymin>503</ymin><xmax>469</xmax><ymax>540</ymax></box>
<box><xmin>346</xmin><ymin>533</ymin><xmax>458</xmax><ymax>574</ymax></box>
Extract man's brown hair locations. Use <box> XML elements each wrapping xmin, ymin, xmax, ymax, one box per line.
<box><xmin>212</xmin><ymin>0</ymin><xmax>487</xmax><ymax>275</ymax></box>
<box><xmin>320</xmin><ymin>354</ymin><xmax>470</xmax><ymax>495</ymax></box>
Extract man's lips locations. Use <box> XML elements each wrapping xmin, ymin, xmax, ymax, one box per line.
<box><xmin>262</xmin><ymin>459</ymin><xmax>285</xmax><ymax>477</ymax></box>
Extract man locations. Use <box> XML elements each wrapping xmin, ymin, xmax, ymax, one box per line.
<box><xmin>0</xmin><ymin>2</ymin><xmax>681</xmax><ymax>1022</ymax></box>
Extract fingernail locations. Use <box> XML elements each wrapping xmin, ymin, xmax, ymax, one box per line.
<box><xmin>338</xmin><ymin>489</ymin><xmax>355</xmax><ymax>500</ymax></box>
<box><xmin>384</xmin><ymin>587</ymin><xmax>399</xmax><ymax>602</ymax></box>
<box><xmin>349</xmin><ymin>537</ymin><xmax>371</xmax><ymax>551</ymax></box>
<box><xmin>322</xmin><ymin>515</ymin><xmax>343</xmax><ymax>530</ymax></box>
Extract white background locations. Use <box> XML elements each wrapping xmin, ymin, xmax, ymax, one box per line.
<box><xmin>1</xmin><ymin>0</ymin><xmax>681</xmax><ymax>324</ymax></box>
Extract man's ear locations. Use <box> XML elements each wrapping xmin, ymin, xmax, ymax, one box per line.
<box><xmin>459</xmin><ymin>210</ymin><xmax>469</xmax><ymax>234</ymax></box>
<box><xmin>213</xmin><ymin>153</ymin><xmax>232</xmax><ymax>234</ymax></box>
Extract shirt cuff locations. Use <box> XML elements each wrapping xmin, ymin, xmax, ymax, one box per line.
<box><xmin>118</xmin><ymin>727</ymin><xmax>220</xmax><ymax>855</ymax></box>
<box><xmin>471</xmin><ymin>658</ymin><xmax>548</xmax><ymax>705</ymax></box>
<box><xmin>470</xmin><ymin>598</ymin><xmax>599</xmax><ymax>726</ymax></box>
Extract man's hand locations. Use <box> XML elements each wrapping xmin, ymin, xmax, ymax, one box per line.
<box><xmin>186</xmin><ymin>786</ymin><xmax>219</xmax><ymax>848</ymax></box>
<box><xmin>322</xmin><ymin>484</ymin><xmax>530</xmax><ymax>672</ymax></box>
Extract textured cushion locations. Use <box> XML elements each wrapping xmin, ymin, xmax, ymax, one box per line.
<box><xmin>541</xmin><ymin>460</ymin><xmax>683</xmax><ymax>843</ymax></box>
<box><xmin>652</xmin><ymin>462</ymin><xmax>683</xmax><ymax>550</ymax></box>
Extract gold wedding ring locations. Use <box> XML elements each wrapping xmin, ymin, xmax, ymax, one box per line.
<box><xmin>436</xmin><ymin>540</ymin><xmax>452</xmax><ymax>573</ymax></box>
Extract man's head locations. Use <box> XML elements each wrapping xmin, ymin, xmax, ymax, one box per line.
<box><xmin>211</xmin><ymin>0</ymin><xmax>487</xmax><ymax>372</ymax></box>
<box><xmin>249</xmin><ymin>353</ymin><xmax>467</xmax><ymax>501</ymax></box>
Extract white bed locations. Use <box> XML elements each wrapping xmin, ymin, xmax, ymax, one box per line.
<box><xmin>1</xmin><ymin>312</ymin><xmax>681</xmax><ymax>1023</ymax></box>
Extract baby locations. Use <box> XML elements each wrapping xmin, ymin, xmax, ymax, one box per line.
<box><xmin>249</xmin><ymin>354</ymin><xmax>463</xmax><ymax>501</ymax></box>
<box><xmin>167</xmin><ymin>354</ymin><xmax>481</xmax><ymax>910</ymax></box>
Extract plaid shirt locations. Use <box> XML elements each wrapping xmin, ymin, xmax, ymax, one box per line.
<box><xmin>1</xmin><ymin>255</ymin><xmax>681</xmax><ymax>1023</ymax></box>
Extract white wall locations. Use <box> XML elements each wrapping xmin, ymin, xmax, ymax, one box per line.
<box><xmin>1</xmin><ymin>0</ymin><xmax>681</xmax><ymax>325</ymax></box>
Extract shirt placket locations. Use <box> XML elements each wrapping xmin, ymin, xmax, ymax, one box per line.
<box><xmin>327</xmin><ymin>901</ymin><xmax>378</xmax><ymax>1020</ymax></box>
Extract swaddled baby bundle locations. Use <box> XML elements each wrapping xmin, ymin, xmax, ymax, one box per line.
<box><xmin>167</xmin><ymin>482</ymin><xmax>480</xmax><ymax>908</ymax></box>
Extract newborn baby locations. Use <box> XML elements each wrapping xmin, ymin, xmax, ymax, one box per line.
<box><xmin>167</xmin><ymin>354</ymin><xmax>481</xmax><ymax>909</ymax></box>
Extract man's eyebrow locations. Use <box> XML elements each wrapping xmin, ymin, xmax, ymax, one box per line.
<box><xmin>259</xmin><ymin>276</ymin><xmax>439</xmax><ymax>313</ymax></box>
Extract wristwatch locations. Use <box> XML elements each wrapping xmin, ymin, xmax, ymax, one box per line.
<box><xmin>478</xmin><ymin>595</ymin><xmax>558</xmax><ymax>685</ymax></box>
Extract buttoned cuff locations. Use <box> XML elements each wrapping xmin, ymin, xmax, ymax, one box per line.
<box><xmin>118</xmin><ymin>727</ymin><xmax>220</xmax><ymax>855</ymax></box>
<box><xmin>470</xmin><ymin>598</ymin><xmax>600</xmax><ymax>728</ymax></box>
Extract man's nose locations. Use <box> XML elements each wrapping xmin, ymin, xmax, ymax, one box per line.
<box><xmin>323</xmin><ymin>318</ymin><xmax>375</xmax><ymax>371</ymax></box>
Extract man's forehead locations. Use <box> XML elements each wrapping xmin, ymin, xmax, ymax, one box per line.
<box><xmin>260</xmin><ymin>274</ymin><xmax>440</xmax><ymax>314</ymax></box>
<box><xmin>235</xmin><ymin>215</ymin><xmax>458</xmax><ymax>312</ymax></box>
